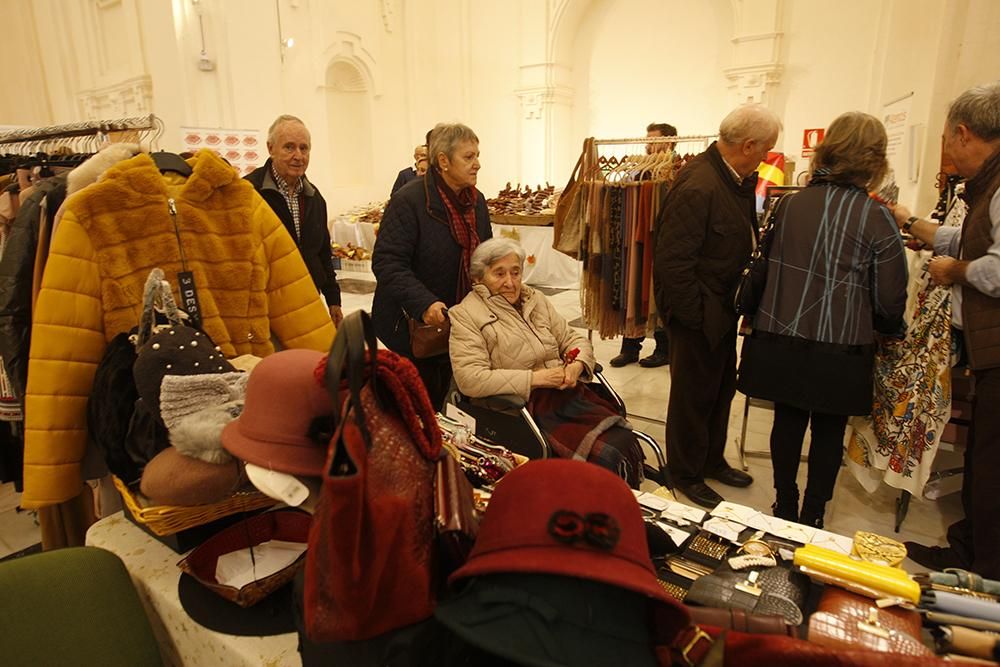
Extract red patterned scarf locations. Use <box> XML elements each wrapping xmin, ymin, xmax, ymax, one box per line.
<box><xmin>434</xmin><ymin>169</ymin><xmax>481</xmax><ymax>301</ymax></box>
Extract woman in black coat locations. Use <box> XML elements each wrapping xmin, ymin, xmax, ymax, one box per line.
<box><xmin>372</xmin><ymin>123</ymin><xmax>492</xmax><ymax>409</ymax></box>
<box><xmin>736</xmin><ymin>111</ymin><xmax>908</xmax><ymax>528</ymax></box>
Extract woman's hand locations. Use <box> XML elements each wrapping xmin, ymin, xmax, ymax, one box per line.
<box><xmin>531</xmin><ymin>368</ymin><xmax>566</xmax><ymax>389</ymax></box>
<box><xmin>560</xmin><ymin>361</ymin><xmax>585</xmax><ymax>389</ymax></box>
<box><xmin>423</xmin><ymin>301</ymin><xmax>448</xmax><ymax>326</ymax></box>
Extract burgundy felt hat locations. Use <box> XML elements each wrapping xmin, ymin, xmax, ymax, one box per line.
<box><xmin>449</xmin><ymin>459</ymin><xmax>683</xmax><ymax>609</ymax></box>
<box><xmin>221</xmin><ymin>349</ymin><xmax>332</xmax><ymax>476</ymax></box>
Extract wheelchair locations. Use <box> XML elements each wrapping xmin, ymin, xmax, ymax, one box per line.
<box><xmin>448</xmin><ymin>364</ymin><xmax>670</xmax><ymax>488</ymax></box>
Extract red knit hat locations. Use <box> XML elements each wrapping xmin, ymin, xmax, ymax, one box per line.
<box><xmin>221</xmin><ymin>349</ymin><xmax>332</xmax><ymax>476</ymax></box>
<box><xmin>449</xmin><ymin>459</ymin><xmax>683</xmax><ymax>609</ymax></box>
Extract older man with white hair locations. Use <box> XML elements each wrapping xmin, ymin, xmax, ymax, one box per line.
<box><xmin>654</xmin><ymin>104</ymin><xmax>782</xmax><ymax>508</ymax></box>
<box><xmin>893</xmin><ymin>82</ymin><xmax>1000</xmax><ymax>577</ymax></box>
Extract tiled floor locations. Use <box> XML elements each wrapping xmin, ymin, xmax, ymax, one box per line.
<box><xmin>0</xmin><ymin>275</ymin><xmax>962</xmax><ymax>565</ymax></box>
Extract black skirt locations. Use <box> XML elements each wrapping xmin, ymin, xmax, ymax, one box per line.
<box><xmin>736</xmin><ymin>331</ymin><xmax>875</xmax><ymax>416</ymax></box>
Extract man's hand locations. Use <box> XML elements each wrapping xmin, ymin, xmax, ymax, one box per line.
<box><xmin>329</xmin><ymin>305</ymin><xmax>344</xmax><ymax>327</ymax></box>
<box><xmin>423</xmin><ymin>301</ymin><xmax>448</xmax><ymax>326</ymax></box>
<box><xmin>560</xmin><ymin>361</ymin><xmax>585</xmax><ymax>389</ymax></box>
<box><xmin>928</xmin><ymin>256</ymin><xmax>962</xmax><ymax>286</ymax></box>
<box><xmin>531</xmin><ymin>368</ymin><xmax>566</xmax><ymax>389</ymax></box>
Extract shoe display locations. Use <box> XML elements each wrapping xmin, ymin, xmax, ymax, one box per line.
<box><xmin>638</xmin><ymin>350</ymin><xmax>670</xmax><ymax>368</ymax></box>
<box><xmin>706</xmin><ymin>466</ymin><xmax>753</xmax><ymax>488</ymax></box>
<box><xmin>609</xmin><ymin>352</ymin><xmax>639</xmax><ymax>368</ymax></box>
<box><xmin>904</xmin><ymin>541</ymin><xmax>970</xmax><ymax>571</ymax></box>
<box><xmin>678</xmin><ymin>482</ymin><xmax>723</xmax><ymax>509</ymax></box>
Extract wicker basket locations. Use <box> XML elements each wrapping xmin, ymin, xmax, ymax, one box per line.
<box><xmin>177</xmin><ymin>509</ymin><xmax>311</xmax><ymax>607</ymax></box>
<box><xmin>113</xmin><ymin>476</ymin><xmax>278</xmax><ymax>537</ymax></box>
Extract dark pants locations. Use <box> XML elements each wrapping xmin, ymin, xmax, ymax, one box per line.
<box><xmin>412</xmin><ymin>355</ymin><xmax>453</xmax><ymax>412</ymax></box>
<box><xmin>769</xmin><ymin>403</ymin><xmax>847</xmax><ymax>508</ymax></box>
<box><xmin>946</xmin><ymin>365</ymin><xmax>1000</xmax><ymax>578</ymax></box>
<box><xmin>620</xmin><ymin>329</ymin><xmax>670</xmax><ymax>354</ymax></box>
<box><xmin>665</xmin><ymin>323</ymin><xmax>736</xmax><ymax>486</ymax></box>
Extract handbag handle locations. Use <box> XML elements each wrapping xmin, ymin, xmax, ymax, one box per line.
<box><xmin>324</xmin><ymin>310</ymin><xmax>381</xmax><ymax>448</ymax></box>
<box><xmin>137</xmin><ymin>268</ymin><xmax>184</xmax><ymax>346</ymax></box>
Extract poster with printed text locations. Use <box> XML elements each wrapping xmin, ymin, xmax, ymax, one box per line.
<box><xmin>881</xmin><ymin>93</ymin><xmax>913</xmax><ymax>187</ymax></box>
<box><xmin>180</xmin><ymin>127</ymin><xmax>263</xmax><ymax>176</ymax></box>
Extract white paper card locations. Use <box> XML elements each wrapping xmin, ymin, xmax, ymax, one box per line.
<box><xmin>660</xmin><ymin>500</ymin><xmax>707</xmax><ymax>524</ymax></box>
<box><xmin>655</xmin><ymin>521</ymin><xmax>693</xmax><ymax>549</ymax></box>
<box><xmin>635</xmin><ymin>492</ymin><xmax>672</xmax><ymax>512</ymax></box>
<box><xmin>445</xmin><ymin>404</ymin><xmax>477</xmax><ymax>432</ymax></box>
<box><xmin>215</xmin><ymin>540</ymin><xmax>307</xmax><ymax>590</ymax></box>
<box><xmin>245</xmin><ymin>464</ymin><xmax>310</xmax><ymax>507</ymax></box>
<box><xmin>702</xmin><ymin>516</ymin><xmax>745</xmax><ymax>543</ymax></box>
<box><xmin>810</xmin><ymin>529</ymin><xmax>854</xmax><ymax>555</ymax></box>
<box><xmin>710</xmin><ymin>501</ymin><xmax>762</xmax><ymax>526</ymax></box>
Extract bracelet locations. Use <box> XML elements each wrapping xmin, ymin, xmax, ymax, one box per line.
<box><xmin>903</xmin><ymin>215</ymin><xmax>919</xmax><ymax>232</ymax></box>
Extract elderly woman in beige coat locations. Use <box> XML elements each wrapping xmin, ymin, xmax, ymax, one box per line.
<box><xmin>450</xmin><ymin>237</ymin><xmax>644</xmax><ymax>487</ymax></box>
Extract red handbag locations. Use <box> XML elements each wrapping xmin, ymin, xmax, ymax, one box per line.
<box><xmin>304</xmin><ymin>311</ymin><xmax>443</xmax><ymax>641</ymax></box>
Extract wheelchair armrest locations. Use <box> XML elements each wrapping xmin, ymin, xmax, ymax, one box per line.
<box><xmin>468</xmin><ymin>394</ymin><xmax>527</xmax><ymax>411</ymax></box>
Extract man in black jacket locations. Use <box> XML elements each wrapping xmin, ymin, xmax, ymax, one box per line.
<box><xmin>654</xmin><ymin>104</ymin><xmax>781</xmax><ymax>508</ymax></box>
<box><xmin>246</xmin><ymin>115</ymin><xmax>342</xmax><ymax>325</ymax></box>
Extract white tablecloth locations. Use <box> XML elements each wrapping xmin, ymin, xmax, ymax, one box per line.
<box><xmin>491</xmin><ymin>224</ymin><xmax>580</xmax><ymax>289</ymax></box>
<box><xmin>327</xmin><ymin>220</ymin><xmax>581</xmax><ymax>289</ymax></box>
<box><xmin>86</xmin><ymin>513</ymin><xmax>300</xmax><ymax>667</ymax></box>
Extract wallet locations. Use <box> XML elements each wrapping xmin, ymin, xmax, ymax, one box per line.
<box><xmin>681</xmin><ymin>530</ymin><xmax>733</xmax><ymax>569</ymax></box>
<box><xmin>817</xmin><ymin>587</ymin><xmax>922</xmax><ymax>639</ymax></box>
<box><xmin>921</xmin><ymin>589</ymin><xmax>1000</xmax><ymax>623</ymax></box>
<box><xmin>686</xmin><ymin>568</ymin><xmax>804</xmax><ymax>626</ymax></box>
<box><xmin>931</xmin><ymin>624</ymin><xmax>1000</xmax><ymax>660</ymax></box>
<box><xmin>793</xmin><ymin>544</ymin><xmax>921</xmax><ymax>603</ymax></box>
<box><xmin>925</xmin><ymin>569</ymin><xmax>1000</xmax><ymax>598</ymax></box>
<box><xmin>807</xmin><ymin>609</ymin><xmax>934</xmax><ymax>656</ymax></box>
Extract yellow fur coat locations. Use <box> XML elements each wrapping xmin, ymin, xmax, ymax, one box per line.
<box><xmin>22</xmin><ymin>150</ymin><xmax>334</xmax><ymax>508</ymax></box>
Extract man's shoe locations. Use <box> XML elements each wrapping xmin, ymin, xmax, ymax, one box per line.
<box><xmin>639</xmin><ymin>350</ymin><xmax>670</xmax><ymax>368</ymax></box>
<box><xmin>706</xmin><ymin>466</ymin><xmax>753</xmax><ymax>488</ymax></box>
<box><xmin>677</xmin><ymin>482</ymin><xmax>723</xmax><ymax>509</ymax></box>
<box><xmin>905</xmin><ymin>542</ymin><xmax>970</xmax><ymax>570</ymax></box>
<box><xmin>609</xmin><ymin>352</ymin><xmax>640</xmax><ymax>368</ymax></box>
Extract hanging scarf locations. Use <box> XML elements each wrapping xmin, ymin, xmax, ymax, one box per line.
<box><xmin>434</xmin><ymin>167</ymin><xmax>481</xmax><ymax>301</ymax></box>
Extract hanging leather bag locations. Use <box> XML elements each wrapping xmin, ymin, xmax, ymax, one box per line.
<box><xmin>407</xmin><ymin>311</ymin><xmax>450</xmax><ymax>359</ymax></box>
<box><xmin>304</xmin><ymin>310</ymin><xmax>443</xmax><ymax>642</ymax></box>
<box><xmin>553</xmin><ymin>137</ymin><xmax>596</xmax><ymax>259</ymax></box>
<box><xmin>734</xmin><ymin>192</ymin><xmax>794</xmax><ymax>318</ymax></box>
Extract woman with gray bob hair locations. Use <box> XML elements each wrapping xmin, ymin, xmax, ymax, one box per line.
<box><xmin>450</xmin><ymin>239</ymin><xmax>647</xmax><ymax>487</ymax></box>
<box><xmin>371</xmin><ymin>120</ymin><xmax>491</xmax><ymax>409</ymax></box>
<box><xmin>469</xmin><ymin>238</ymin><xmax>526</xmax><ymax>282</ymax></box>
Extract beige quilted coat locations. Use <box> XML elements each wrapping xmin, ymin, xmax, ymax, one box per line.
<box><xmin>449</xmin><ymin>283</ymin><xmax>595</xmax><ymax>401</ymax></box>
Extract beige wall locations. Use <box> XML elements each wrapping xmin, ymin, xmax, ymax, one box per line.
<box><xmin>2</xmin><ymin>0</ymin><xmax>997</xmax><ymax>215</ymax></box>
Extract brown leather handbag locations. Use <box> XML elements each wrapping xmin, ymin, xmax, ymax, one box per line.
<box><xmin>304</xmin><ymin>311</ymin><xmax>443</xmax><ymax>642</ymax></box>
<box><xmin>808</xmin><ymin>587</ymin><xmax>933</xmax><ymax>656</ymax></box>
<box><xmin>408</xmin><ymin>315</ymin><xmax>450</xmax><ymax>359</ymax></box>
<box><xmin>434</xmin><ymin>449</ymin><xmax>479</xmax><ymax>572</ymax></box>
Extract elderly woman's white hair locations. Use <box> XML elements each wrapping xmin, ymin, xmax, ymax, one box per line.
<box><xmin>718</xmin><ymin>104</ymin><xmax>783</xmax><ymax>145</ymax></box>
<box><xmin>470</xmin><ymin>238</ymin><xmax>527</xmax><ymax>281</ymax></box>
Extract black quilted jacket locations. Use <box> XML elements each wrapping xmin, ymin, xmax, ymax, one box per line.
<box><xmin>372</xmin><ymin>168</ymin><xmax>491</xmax><ymax>355</ymax></box>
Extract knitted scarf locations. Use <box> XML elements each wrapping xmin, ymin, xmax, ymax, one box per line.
<box><xmin>434</xmin><ymin>168</ymin><xmax>481</xmax><ymax>301</ymax></box>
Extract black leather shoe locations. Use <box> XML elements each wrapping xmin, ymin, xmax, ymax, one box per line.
<box><xmin>678</xmin><ymin>482</ymin><xmax>723</xmax><ymax>509</ymax></box>
<box><xmin>905</xmin><ymin>542</ymin><xmax>970</xmax><ymax>570</ymax></box>
<box><xmin>639</xmin><ymin>350</ymin><xmax>670</xmax><ymax>368</ymax></box>
<box><xmin>609</xmin><ymin>352</ymin><xmax>639</xmax><ymax>368</ymax></box>
<box><xmin>706</xmin><ymin>466</ymin><xmax>753</xmax><ymax>488</ymax></box>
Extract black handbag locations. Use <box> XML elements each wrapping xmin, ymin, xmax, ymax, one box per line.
<box><xmin>686</xmin><ymin>565</ymin><xmax>808</xmax><ymax>626</ymax></box>
<box><xmin>733</xmin><ymin>193</ymin><xmax>794</xmax><ymax>317</ymax></box>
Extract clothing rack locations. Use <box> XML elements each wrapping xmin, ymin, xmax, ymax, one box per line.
<box><xmin>0</xmin><ymin>114</ymin><xmax>158</xmax><ymax>147</ymax></box>
<box><xmin>593</xmin><ymin>134</ymin><xmax>718</xmax><ymax>147</ymax></box>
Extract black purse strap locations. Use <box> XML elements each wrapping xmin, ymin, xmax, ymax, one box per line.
<box><xmin>324</xmin><ymin>310</ymin><xmax>380</xmax><ymax>448</ymax></box>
